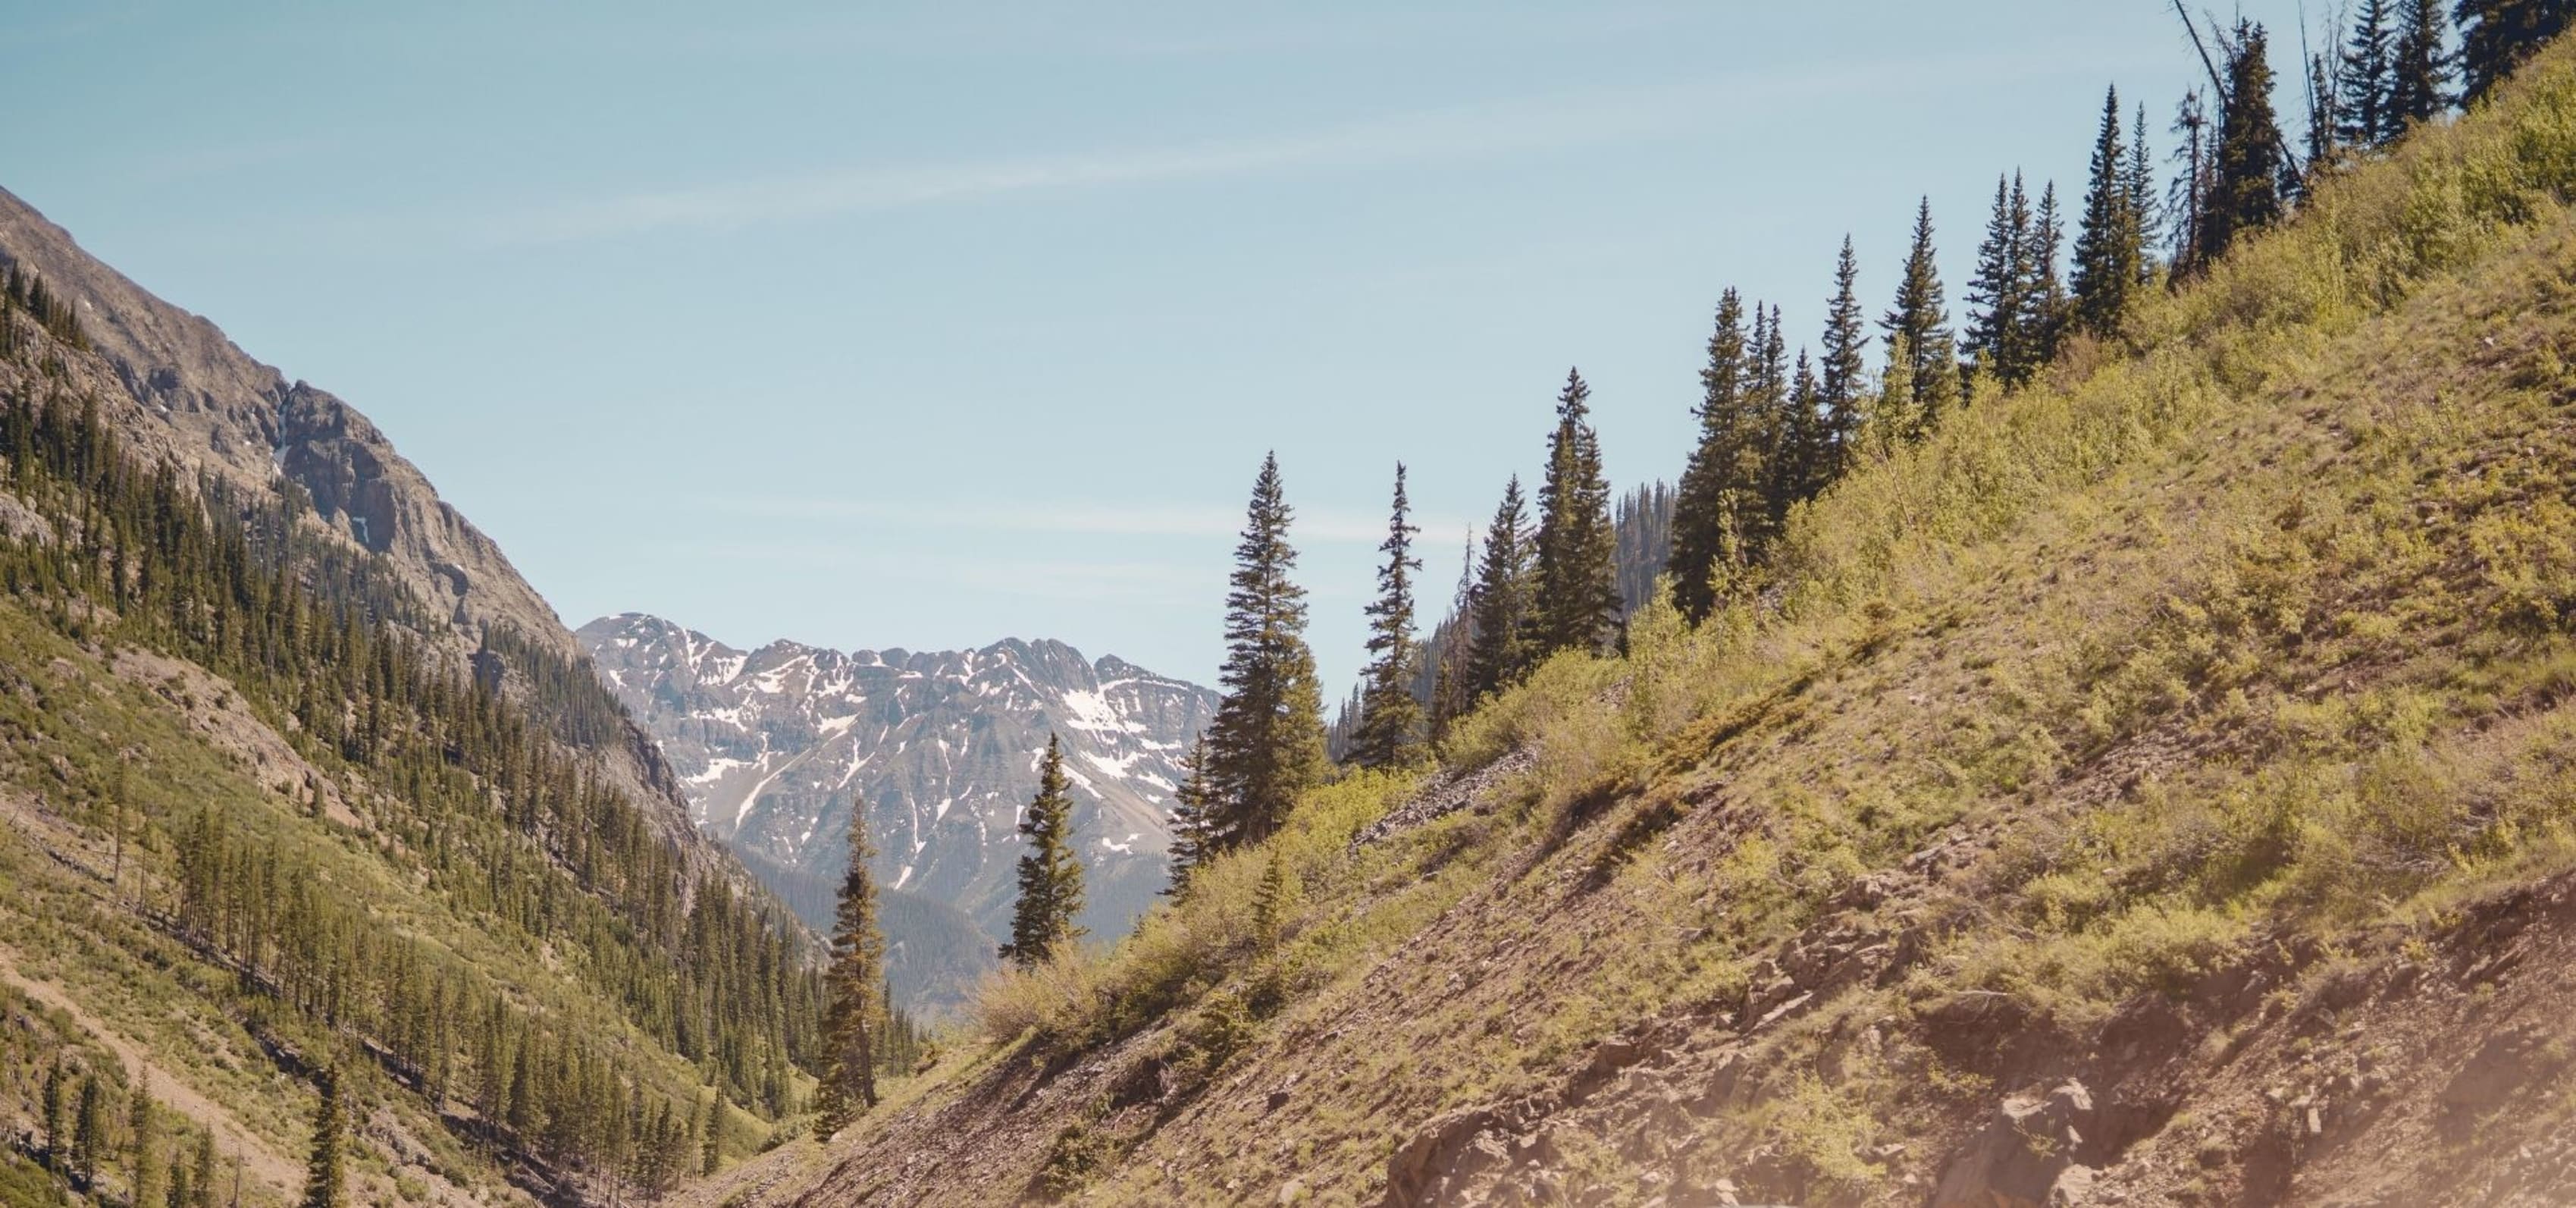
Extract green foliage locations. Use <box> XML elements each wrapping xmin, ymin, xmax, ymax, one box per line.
<box><xmin>1196</xmin><ymin>453</ymin><xmax>1330</xmax><ymax>862</ymax></box>
<box><xmin>816</xmin><ymin>813</ymin><xmax>886</xmax><ymax>1138</ymax></box>
<box><xmin>1529</xmin><ymin>370</ymin><xmax>1621</xmax><ymax>659</ymax></box>
<box><xmin>1003</xmin><ymin>736</ymin><xmax>1087</xmax><ymax>968</ymax></box>
<box><xmin>1347</xmin><ymin>464</ymin><xmax>1426</xmax><ymax>769</ymax></box>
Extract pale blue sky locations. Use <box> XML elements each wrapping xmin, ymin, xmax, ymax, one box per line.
<box><xmin>2</xmin><ymin>1</ymin><xmax>2316</xmax><ymax>695</ymax></box>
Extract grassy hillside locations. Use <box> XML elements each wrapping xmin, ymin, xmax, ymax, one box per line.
<box><xmin>701</xmin><ymin>30</ymin><xmax>2576</xmax><ymax>1208</ymax></box>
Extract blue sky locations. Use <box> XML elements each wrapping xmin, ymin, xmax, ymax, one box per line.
<box><xmin>1</xmin><ymin>1</ymin><xmax>2317</xmax><ymax>695</ymax></box>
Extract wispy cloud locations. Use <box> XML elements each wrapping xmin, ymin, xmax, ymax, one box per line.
<box><xmin>487</xmin><ymin>80</ymin><xmax>1725</xmax><ymax>244</ymax></box>
<box><xmin>694</xmin><ymin>495</ymin><xmax>1461</xmax><ymax>544</ymax></box>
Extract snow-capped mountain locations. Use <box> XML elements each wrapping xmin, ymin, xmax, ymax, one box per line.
<box><xmin>578</xmin><ymin>613</ymin><xmax>1217</xmax><ymax>1001</ymax></box>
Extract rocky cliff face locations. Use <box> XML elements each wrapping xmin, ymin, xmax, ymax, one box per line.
<box><xmin>581</xmin><ymin>614</ymin><xmax>1218</xmax><ymax>986</ymax></box>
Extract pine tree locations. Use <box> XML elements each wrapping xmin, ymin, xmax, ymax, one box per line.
<box><xmin>1464</xmin><ymin>478</ymin><xmax>1534</xmax><ymax>698</ymax></box>
<box><xmin>1199</xmin><ymin>453</ymin><xmax>1330</xmax><ymax>852</ymax></box>
<box><xmin>1670</xmin><ymin>290</ymin><xmax>1753</xmax><ymax>625</ymax></box>
<box><xmin>41</xmin><ymin>1062</ymin><xmax>66</xmax><ymax>1172</ymax></box>
<box><xmin>299</xmin><ymin>1068</ymin><xmax>344</xmax><ymax>1208</ymax></box>
<box><xmin>1964</xmin><ymin>174</ymin><xmax>2035</xmax><ymax>388</ymax></box>
<box><xmin>2200</xmin><ymin>22</ymin><xmax>2289</xmax><ymax>265</ymax></box>
<box><xmin>1867</xmin><ymin>329</ymin><xmax>1920</xmax><ymax>460</ymax></box>
<box><xmin>816</xmin><ymin>814</ymin><xmax>885</xmax><ymax>1137</ymax></box>
<box><xmin>130</xmin><ymin>1075</ymin><xmax>158</xmax><ymax>1208</ymax></box>
<box><xmin>1529</xmin><ymin>369</ymin><xmax>1620</xmax><ymax>658</ymax></box>
<box><xmin>1769</xmin><ymin>350</ymin><xmax>1825</xmax><ymax>517</ymax></box>
<box><xmin>1250</xmin><ymin>847</ymin><xmax>1296</xmax><ymax>949</ymax></box>
<box><xmin>1424</xmin><ymin>534</ymin><xmax>1477</xmax><ymax>742</ymax></box>
<box><xmin>2341</xmin><ymin>0</ymin><xmax>2399</xmax><ymax>147</ymax></box>
<box><xmin>2126</xmin><ymin>104</ymin><xmax>2161</xmax><ymax>283</ymax></box>
<box><xmin>1001</xmin><ymin>735</ymin><xmax>1086</xmax><ymax>968</ymax></box>
<box><xmin>2390</xmin><ymin>0</ymin><xmax>2455</xmax><ymax>127</ymax></box>
<box><xmin>191</xmin><ymin>1131</ymin><xmax>218</xmax><ymax>1208</ymax></box>
<box><xmin>2026</xmin><ymin>182</ymin><xmax>2068</xmax><ymax>368</ymax></box>
<box><xmin>73</xmin><ymin>1076</ymin><xmax>105</xmax><ymax>1191</ymax></box>
<box><xmin>1880</xmin><ymin>201</ymin><xmax>1960</xmax><ymax>433</ymax></box>
<box><xmin>2073</xmin><ymin>87</ymin><xmax>2142</xmax><ymax>337</ymax></box>
<box><xmin>2456</xmin><ymin>0</ymin><xmax>2572</xmax><ymax>102</ymax></box>
<box><xmin>1816</xmin><ymin>237</ymin><xmax>1869</xmax><ymax>483</ymax></box>
<box><xmin>1164</xmin><ymin>737</ymin><xmax>1220</xmax><ymax>894</ymax></box>
<box><xmin>1747</xmin><ymin>305</ymin><xmax>1794</xmax><ymax>535</ymax></box>
<box><xmin>2170</xmin><ymin>88</ymin><xmax>2216</xmax><ymax>267</ymax></box>
<box><xmin>1349</xmin><ymin>464</ymin><xmax>1425</xmax><ymax>769</ymax></box>
<box><xmin>699</xmin><ymin>1094</ymin><xmax>724</xmax><ymax>1177</ymax></box>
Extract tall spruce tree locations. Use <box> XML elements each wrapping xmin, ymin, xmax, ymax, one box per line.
<box><xmin>1200</xmin><ymin>453</ymin><xmax>1330</xmax><ymax>851</ymax></box>
<box><xmin>1529</xmin><ymin>370</ymin><xmax>1621</xmax><ymax>658</ymax></box>
<box><xmin>2170</xmin><ymin>88</ymin><xmax>2216</xmax><ymax>267</ymax></box>
<box><xmin>1964</xmin><ymin>173</ymin><xmax>2034</xmax><ymax>388</ymax></box>
<box><xmin>1670</xmin><ymin>290</ymin><xmax>1753</xmax><ymax>625</ymax></box>
<box><xmin>1424</xmin><ymin>534</ymin><xmax>1477</xmax><ymax>742</ymax></box>
<box><xmin>191</xmin><ymin>1131</ymin><xmax>218</xmax><ymax>1208</ymax></box>
<box><xmin>1164</xmin><ymin>737</ymin><xmax>1220</xmax><ymax>893</ymax></box>
<box><xmin>1881</xmin><ymin>200</ymin><xmax>1961</xmax><ymax>433</ymax></box>
<box><xmin>2127</xmin><ymin>104</ymin><xmax>2161</xmax><ymax>281</ymax></box>
<box><xmin>815</xmin><ymin>813</ymin><xmax>885</xmax><ymax>1137</ymax></box>
<box><xmin>2390</xmin><ymin>0</ymin><xmax>2455</xmax><ymax>125</ymax></box>
<box><xmin>2457</xmin><ymin>0</ymin><xmax>2572</xmax><ymax>102</ymax></box>
<box><xmin>2026</xmin><ymin>182</ymin><xmax>2069</xmax><ymax>367</ymax></box>
<box><xmin>40</xmin><ymin>1062</ymin><xmax>66</xmax><ymax>1174</ymax></box>
<box><xmin>1349</xmin><ymin>464</ymin><xmax>1425</xmax><ymax>769</ymax></box>
<box><xmin>1770</xmin><ymin>350</ymin><xmax>1825</xmax><ymax>517</ymax></box>
<box><xmin>299</xmin><ymin>1068</ymin><xmax>344</xmax><ymax>1208</ymax></box>
<box><xmin>2200</xmin><ymin>22</ymin><xmax>2289</xmax><ymax>265</ymax></box>
<box><xmin>2341</xmin><ymin>0</ymin><xmax>2399</xmax><ymax>147</ymax></box>
<box><xmin>2073</xmin><ymin>87</ymin><xmax>2142</xmax><ymax>336</ymax></box>
<box><xmin>1001</xmin><ymin>736</ymin><xmax>1086</xmax><ymax>967</ymax></box>
<box><xmin>1747</xmin><ymin>306</ymin><xmax>1794</xmax><ymax>535</ymax></box>
<box><xmin>1464</xmin><ymin>478</ymin><xmax>1534</xmax><ymax>698</ymax></box>
<box><xmin>130</xmin><ymin>1076</ymin><xmax>158</xmax><ymax>1208</ymax></box>
<box><xmin>74</xmin><ymin>1076</ymin><xmax>105</xmax><ymax>1190</ymax></box>
<box><xmin>1816</xmin><ymin>237</ymin><xmax>1869</xmax><ymax>483</ymax></box>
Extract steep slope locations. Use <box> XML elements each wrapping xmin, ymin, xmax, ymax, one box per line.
<box><xmin>684</xmin><ymin>36</ymin><xmax>2576</xmax><ymax>1208</ymax></box>
<box><xmin>580</xmin><ymin>614</ymin><xmax>1217</xmax><ymax>1006</ymax></box>
<box><xmin>0</xmin><ymin>186</ymin><xmax>688</xmax><ymax>840</ymax></box>
<box><xmin>0</xmin><ymin>193</ymin><xmax>820</xmax><ymax>1206</ymax></box>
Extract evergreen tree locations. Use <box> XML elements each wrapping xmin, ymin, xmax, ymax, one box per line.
<box><xmin>1000</xmin><ymin>736</ymin><xmax>1086</xmax><ymax>967</ymax></box>
<box><xmin>2170</xmin><ymin>88</ymin><xmax>2216</xmax><ymax>267</ymax></box>
<box><xmin>1529</xmin><ymin>369</ymin><xmax>1621</xmax><ymax>657</ymax></box>
<box><xmin>1880</xmin><ymin>200</ymin><xmax>1960</xmax><ymax>433</ymax></box>
<box><xmin>2341</xmin><ymin>0</ymin><xmax>2399</xmax><ymax>147</ymax></box>
<box><xmin>1816</xmin><ymin>237</ymin><xmax>1869</xmax><ymax>482</ymax></box>
<box><xmin>699</xmin><ymin>1095</ymin><xmax>724</xmax><ymax>1177</ymax></box>
<box><xmin>1769</xmin><ymin>350</ymin><xmax>1825</xmax><ymax>518</ymax></box>
<box><xmin>2200</xmin><ymin>22</ymin><xmax>2289</xmax><ymax>265</ymax></box>
<box><xmin>130</xmin><ymin>1075</ymin><xmax>158</xmax><ymax>1208</ymax></box>
<box><xmin>40</xmin><ymin>1061</ymin><xmax>66</xmax><ymax>1172</ymax></box>
<box><xmin>815</xmin><ymin>814</ymin><xmax>885</xmax><ymax>1137</ymax></box>
<box><xmin>2026</xmin><ymin>181</ymin><xmax>2069</xmax><ymax>367</ymax></box>
<box><xmin>1867</xmin><ymin>331</ymin><xmax>1919</xmax><ymax>460</ymax></box>
<box><xmin>73</xmin><ymin>1076</ymin><xmax>105</xmax><ymax>1190</ymax></box>
<box><xmin>2127</xmin><ymin>104</ymin><xmax>2161</xmax><ymax>282</ymax></box>
<box><xmin>1747</xmin><ymin>305</ymin><xmax>1794</xmax><ymax>534</ymax></box>
<box><xmin>1198</xmin><ymin>453</ymin><xmax>1330</xmax><ymax>852</ymax></box>
<box><xmin>1424</xmin><ymin>535</ymin><xmax>1477</xmax><ymax>742</ymax></box>
<box><xmin>1164</xmin><ymin>737</ymin><xmax>1220</xmax><ymax>893</ymax></box>
<box><xmin>191</xmin><ymin>1131</ymin><xmax>218</xmax><ymax>1208</ymax></box>
<box><xmin>1250</xmin><ymin>848</ymin><xmax>1296</xmax><ymax>949</ymax></box>
<box><xmin>299</xmin><ymin>1068</ymin><xmax>344</xmax><ymax>1208</ymax></box>
<box><xmin>2390</xmin><ymin>0</ymin><xmax>2455</xmax><ymax>126</ymax></box>
<box><xmin>1463</xmin><ymin>478</ymin><xmax>1535</xmax><ymax>698</ymax></box>
<box><xmin>1349</xmin><ymin>464</ymin><xmax>1425</xmax><ymax>768</ymax></box>
<box><xmin>2456</xmin><ymin>0</ymin><xmax>2573</xmax><ymax>102</ymax></box>
<box><xmin>1670</xmin><ymin>290</ymin><xmax>1752</xmax><ymax>625</ymax></box>
<box><xmin>2073</xmin><ymin>87</ymin><xmax>2142</xmax><ymax>336</ymax></box>
<box><xmin>1964</xmin><ymin>174</ymin><xmax>2035</xmax><ymax>387</ymax></box>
